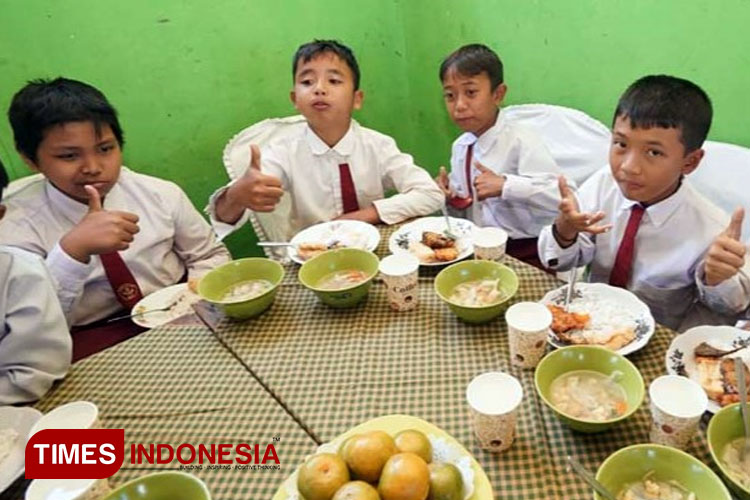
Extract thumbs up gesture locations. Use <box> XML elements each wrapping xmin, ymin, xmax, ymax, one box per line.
<box><xmin>704</xmin><ymin>207</ymin><xmax>747</xmax><ymax>286</ymax></box>
<box><xmin>472</xmin><ymin>160</ymin><xmax>505</xmax><ymax>201</ymax></box>
<box><xmin>553</xmin><ymin>176</ymin><xmax>612</xmax><ymax>245</ymax></box>
<box><xmin>229</xmin><ymin>144</ymin><xmax>284</xmax><ymax>212</ymax></box>
<box><xmin>59</xmin><ymin>185</ymin><xmax>140</xmax><ymax>263</ymax></box>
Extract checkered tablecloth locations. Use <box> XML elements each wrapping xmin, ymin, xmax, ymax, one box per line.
<box><xmin>5</xmin><ymin>324</ymin><xmax>316</xmax><ymax>500</ymax></box>
<box><xmin>6</xmin><ymin>224</ymin><xmax>724</xmax><ymax>500</ymax></box>
<box><xmin>208</xmin><ymin>224</ymin><xmax>718</xmax><ymax>500</ymax></box>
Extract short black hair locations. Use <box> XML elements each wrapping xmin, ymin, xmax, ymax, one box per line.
<box><xmin>8</xmin><ymin>77</ymin><xmax>125</xmax><ymax>162</ymax></box>
<box><xmin>439</xmin><ymin>44</ymin><xmax>504</xmax><ymax>90</ymax></box>
<box><xmin>614</xmin><ymin>75</ymin><xmax>712</xmax><ymax>153</ymax></box>
<box><xmin>0</xmin><ymin>158</ymin><xmax>8</xmax><ymax>199</ymax></box>
<box><xmin>292</xmin><ymin>40</ymin><xmax>361</xmax><ymax>90</ymax></box>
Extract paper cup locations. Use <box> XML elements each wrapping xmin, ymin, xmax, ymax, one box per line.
<box><xmin>29</xmin><ymin>401</ymin><xmax>101</xmax><ymax>440</ymax></box>
<box><xmin>472</xmin><ymin>227</ymin><xmax>508</xmax><ymax>261</ymax></box>
<box><xmin>505</xmin><ymin>302</ymin><xmax>552</xmax><ymax>368</ymax></box>
<box><xmin>379</xmin><ymin>253</ymin><xmax>420</xmax><ymax>311</ymax></box>
<box><xmin>466</xmin><ymin>372</ymin><xmax>523</xmax><ymax>452</ymax></box>
<box><xmin>26</xmin><ymin>478</ymin><xmax>111</xmax><ymax>500</ymax></box>
<box><xmin>649</xmin><ymin>375</ymin><xmax>708</xmax><ymax>449</ymax></box>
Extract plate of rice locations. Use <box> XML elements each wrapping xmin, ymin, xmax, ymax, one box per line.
<box><xmin>289</xmin><ymin>220</ymin><xmax>380</xmax><ymax>264</ymax></box>
<box><xmin>0</xmin><ymin>406</ymin><xmax>42</xmax><ymax>493</ymax></box>
<box><xmin>541</xmin><ymin>282</ymin><xmax>655</xmax><ymax>356</ymax></box>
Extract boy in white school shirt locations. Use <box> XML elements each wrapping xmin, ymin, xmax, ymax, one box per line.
<box><xmin>435</xmin><ymin>44</ymin><xmax>564</xmax><ymax>269</ymax></box>
<box><xmin>0</xmin><ymin>78</ymin><xmax>231</xmax><ymax>327</ymax></box>
<box><xmin>209</xmin><ymin>39</ymin><xmax>444</xmax><ymax>238</ymax></box>
<box><xmin>0</xmin><ymin>161</ymin><xmax>71</xmax><ymax>404</ymax></box>
<box><xmin>538</xmin><ymin>75</ymin><xmax>750</xmax><ymax>330</ymax></box>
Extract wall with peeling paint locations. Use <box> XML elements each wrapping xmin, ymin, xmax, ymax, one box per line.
<box><xmin>1</xmin><ymin>0</ymin><xmax>749</xmax><ymax>256</ymax></box>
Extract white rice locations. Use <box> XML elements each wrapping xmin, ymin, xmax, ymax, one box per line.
<box><xmin>565</xmin><ymin>292</ymin><xmax>638</xmax><ymax>344</ymax></box>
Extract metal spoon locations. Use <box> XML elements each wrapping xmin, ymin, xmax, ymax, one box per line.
<box><xmin>734</xmin><ymin>357</ymin><xmax>750</xmax><ymax>461</ymax></box>
<box><xmin>564</xmin><ymin>253</ymin><xmax>579</xmax><ymax>312</ymax></box>
<box><xmin>107</xmin><ymin>293</ymin><xmax>183</xmax><ymax>323</ymax></box>
<box><xmin>441</xmin><ymin>204</ymin><xmax>457</xmax><ymax>240</ymax></box>
<box><xmin>257</xmin><ymin>242</ymin><xmax>296</xmax><ymax>248</ymax></box>
<box><xmin>567</xmin><ymin>456</ymin><xmax>618</xmax><ymax>500</ymax></box>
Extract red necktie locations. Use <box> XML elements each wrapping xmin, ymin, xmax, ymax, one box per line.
<box><xmin>609</xmin><ymin>204</ymin><xmax>646</xmax><ymax>288</ymax></box>
<box><xmin>447</xmin><ymin>143</ymin><xmax>474</xmax><ymax>210</ymax></box>
<box><xmin>338</xmin><ymin>163</ymin><xmax>359</xmax><ymax>213</ymax></box>
<box><xmin>100</xmin><ymin>252</ymin><xmax>143</xmax><ymax>309</ymax></box>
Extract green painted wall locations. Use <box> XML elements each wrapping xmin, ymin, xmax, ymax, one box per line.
<box><xmin>2</xmin><ymin>0</ymin><xmax>749</xmax><ymax>257</ymax></box>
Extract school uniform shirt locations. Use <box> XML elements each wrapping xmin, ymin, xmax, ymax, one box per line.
<box><xmin>207</xmin><ymin>120</ymin><xmax>444</xmax><ymax>239</ymax></box>
<box><xmin>448</xmin><ymin>110</ymin><xmax>564</xmax><ymax>238</ymax></box>
<box><xmin>538</xmin><ymin>167</ymin><xmax>750</xmax><ymax>330</ymax></box>
<box><xmin>0</xmin><ymin>245</ymin><xmax>71</xmax><ymax>404</ymax></box>
<box><xmin>0</xmin><ymin>168</ymin><xmax>231</xmax><ymax>326</ymax></box>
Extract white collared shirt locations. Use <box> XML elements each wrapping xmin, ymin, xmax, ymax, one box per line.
<box><xmin>208</xmin><ymin>120</ymin><xmax>444</xmax><ymax>238</ymax></box>
<box><xmin>0</xmin><ymin>245</ymin><xmax>71</xmax><ymax>404</ymax></box>
<box><xmin>538</xmin><ymin>166</ymin><xmax>750</xmax><ymax>330</ymax></box>
<box><xmin>448</xmin><ymin>110</ymin><xmax>564</xmax><ymax>238</ymax></box>
<box><xmin>0</xmin><ymin>168</ymin><xmax>231</xmax><ymax>326</ymax></box>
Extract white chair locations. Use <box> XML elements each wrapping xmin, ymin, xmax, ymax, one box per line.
<box><xmin>502</xmin><ymin>103</ymin><xmax>611</xmax><ymax>187</ymax></box>
<box><xmin>221</xmin><ymin>115</ymin><xmax>308</xmax><ymax>259</ymax></box>
<box><xmin>690</xmin><ymin>140</ymin><xmax>750</xmax><ymax>238</ymax></box>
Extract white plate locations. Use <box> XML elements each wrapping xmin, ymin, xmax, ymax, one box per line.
<box><xmin>131</xmin><ymin>284</ymin><xmax>201</xmax><ymax>328</ymax></box>
<box><xmin>388</xmin><ymin>216</ymin><xmax>477</xmax><ymax>266</ymax></box>
<box><xmin>540</xmin><ymin>282</ymin><xmax>655</xmax><ymax>356</ymax></box>
<box><xmin>666</xmin><ymin>325</ymin><xmax>750</xmax><ymax>413</ymax></box>
<box><xmin>0</xmin><ymin>406</ymin><xmax>42</xmax><ymax>493</ymax></box>
<box><xmin>288</xmin><ymin>220</ymin><xmax>380</xmax><ymax>265</ymax></box>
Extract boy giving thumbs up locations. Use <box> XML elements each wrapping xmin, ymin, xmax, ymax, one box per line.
<box><xmin>0</xmin><ymin>77</ymin><xmax>230</xmax><ymax>326</ymax></box>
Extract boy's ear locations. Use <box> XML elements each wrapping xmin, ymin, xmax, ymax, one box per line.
<box><xmin>0</xmin><ymin>204</ymin><xmax>5</xmax><ymax>220</ymax></box>
<box><xmin>682</xmin><ymin>148</ymin><xmax>704</xmax><ymax>175</ymax></box>
<box><xmin>290</xmin><ymin>90</ymin><xmax>298</xmax><ymax>110</ymax></box>
<box><xmin>353</xmin><ymin>89</ymin><xmax>364</xmax><ymax>111</ymax></box>
<box><xmin>493</xmin><ymin>83</ymin><xmax>508</xmax><ymax>106</ymax></box>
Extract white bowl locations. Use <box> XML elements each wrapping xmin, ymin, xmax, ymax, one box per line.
<box><xmin>29</xmin><ymin>401</ymin><xmax>99</xmax><ymax>439</ymax></box>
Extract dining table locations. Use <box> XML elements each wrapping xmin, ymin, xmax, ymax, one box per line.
<box><xmin>4</xmin><ymin>223</ymin><xmax>724</xmax><ymax>500</ymax></box>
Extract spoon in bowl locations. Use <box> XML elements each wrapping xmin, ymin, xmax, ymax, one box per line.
<box><xmin>734</xmin><ymin>357</ymin><xmax>750</xmax><ymax>462</ymax></box>
<box><xmin>567</xmin><ymin>456</ymin><xmax>618</xmax><ymax>500</ymax></box>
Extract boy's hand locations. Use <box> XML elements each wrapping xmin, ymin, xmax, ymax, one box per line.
<box><xmin>435</xmin><ymin>166</ymin><xmax>455</xmax><ymax>198</ymax></box>
<box><xmin>229</xmin><ymin>145</ymin><xmax>284</xmax><ymax>212</ymax></box>
<box><xmin>554</xmin><ymin>176</ymin><xmax>611</xmax><ymax>244</ymax></box>
<box><xmin>473</xmin><ymin>161</ymin><xmax>505</xmax><ymax>201</ymax></box>
<box><xmin>60</xmin><ymin>185</ymin><xmax>140</xmax><ymax>263</ymax></box>
<box><xmin>704</xmin><ymin>207</ymin><xmax>746</xmax><ymax>286</ymax></box>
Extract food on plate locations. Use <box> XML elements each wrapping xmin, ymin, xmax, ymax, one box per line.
<box><xmin>298</xmin><ymin>242</ymin><xmax>335</xmax><ymax>261</ymax></box>
<box><xmin>297</xmin><ymin>453</ymin><xmax>350</xmax><ymax>500</ymax></box>
<box><xmin>428</xmin><ymin>462</ymin><xmax>464</xmax><ymax>500</ymax></box>
<box><xmin>407</xmin><ymin>231</ymin><xmax>459</xmax><ymax>264</ymax></box>
<box><xmin>422</xmin><ymin>231</ymin><xmax>455</xmax><ymax>249</ymax></box>
<box><xmin>721</xmin><ymin>437</ymin><xmax>750</xmax><ymax>489</ymax></box>
<box><xmin>341</xmin><ymin>430</ymin><xmax>397</xmax><ymax>483</ymax></box>
<box><xmin>549</xmin><ymin>370</ymin><xmax>628</xmax><ymax>421</ymax></box>
<box><xmin>394</xmin><ymin>429</ymin><xmax>432</xmax><ymax>463</ymax></box>
<box><xmin>317</xmin><ymin>270</ymin><xmax>371</xmax><ymax>290</ymax></box>
<box><xmin>618</xmin><ymin>471</ymin><xmax>696</xmax><ymax>500</ymax></box>
<box><xmin>545</xmin><ymin>299</ymin><xmax>637</xmax><ymax>351</ymax></box>
<box><xmin>449</xmin><ymin>279</ymin><xmax>506</xmax><ymax>307</ymax></box>
<box><xmin>694</xmin><ymin>348</ymin><xmax>750</xmax><ymax>406</ymax></box>
<box><xmin>0</xmin><ymin>427</ymin><xmax>19</xmax><ymax>464</ymax></box>
<box><xmin>378</xmin><ymin>452</ymin><xmax>430</xmax><ymax>500</ymax></box>
<box><xmin>332</xmin><ymin>481</ymin><xmax>380</xmax><ymax>500</ymax></box>
<box><xmin>221</xmin><ymin>279</ymin><xmax>274</xmax><ymax>301</ymax></box>
<box><xmin>434</xmin><ymin>247</ymin><xmax>459</xmax><ymax>262</ymax></box>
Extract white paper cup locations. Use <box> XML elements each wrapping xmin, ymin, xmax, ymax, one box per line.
<box><xmin>26</xmin><ymin>478</ymin><xmax>111</xmax><ymax>500</ymax></box>
<box><xmin>29</xmin><ymin>401</ymin><xmax>100</xmax><ymax>439</ymax></box>
<box><xmin>379</xmin><ymin>253</ymin><xmax>420</xmax><ymax>311</ymax></box>
<box><xmin>648</xmin><ymin>375</ymin><xmax>708</xmax><ymax>449</ymax></box>
<box><xmin>466</xmin><ymin>372</ymin><xmax>523</xmax><ymax>452</ymax></box>
<box><xmin>472</xmin><ymin>227</ymin><xmax>508</xmax><ymax>261</ymax></box>
<box><xmin>505</xmin><ymin>302</ymin><xmax>552</xmax><ymax>368</ymax></box>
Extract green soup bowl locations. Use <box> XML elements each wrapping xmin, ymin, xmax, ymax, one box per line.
<box><xmin>534</xmin><ymin>345</ymin><xmax>644</xmax><ymax>433</ymax></box>
<box><xmin>103</xmin><ymin>472</ymin><xmax>211</xmax><ymax>500</ymax></box>
<box><xmin>595</xmin><ymin>444</ymin><xmax>731</xmax><ymax>500</ymax></box>
<box><xmin>434</xmin><ymin>260</ymin><xmax>518</xmax><ymax>324</ymax></box>
<box><xmin>298</xmin><ymin>248</ymin><xmax>379</xmax><ymax>308</ymax></box>
<box><xmin>708</xmin><ymin>403</ymin><xmax>750</xmax><ymax>499</ymax></box>
<box><xmin>197</xmin><ymin>258</ymin><xmax>284</xmax><ymax>319</ymax></box>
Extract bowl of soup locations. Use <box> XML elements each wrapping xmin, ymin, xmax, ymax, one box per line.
<box><xmin>101</xmin><ymin>472</ymin><xmax>211</xmax><ymax>500</ymax></box>
<box><xmin>434</xmin><ymin>260</ymin><xmax>518</xmax><ymax>324</ymax></box>
<box><xmin>534</xmin><ymin>345</ymin><xmax>644</xmax><ymax>432</ymax></box>
<box><xmin>198</xmin><ymin>258</ymin><xmax>285</xmax><ymax>319</ymax></box>
<box><xmin>708</xmin><ymin>403</ymin><xmax>750</xmax><ymax>499</ymax></box>
<box><xmin>595</xmin><ymin>444</ymin><xmax>731</xmax><ymax>500</ymax></box>
<box><xmin>298</xmin><ymin>248</ymin><xmax>379</xmax><ymax>308</ymax></box>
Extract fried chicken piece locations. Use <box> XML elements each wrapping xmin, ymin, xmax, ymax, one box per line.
<box><xmin>720</xmin><ymin>358</ymin><xmax>750</xmax><ymax>401</ymax></box>
<box><xmin>433</xmin><ymin>247</ymin><xmax>459</xmax><ymax>262</ymax></box>
<box><xmin>297</xmin><ymin>243</ymin><xmax>328</xmax><ymax>261</ymax></box>
<box><xmin>422</xmin><ymin>231</ymin><xmax>455</xmax><ymax>249</ymax></box>
<box><xmin>547</xmin><ymin>304</ymin><xmax>590</xmax><ymax>334</ymax></box>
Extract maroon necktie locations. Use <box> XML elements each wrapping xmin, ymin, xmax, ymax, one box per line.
<box><xmin>609</xmin><ymin>204</ymin><xmax>646</xmax><ymax>288</ymax></box>
<box><xmin>447</xmin><ymin>143</ymin><xmax>474</xmax><ymax>210</ymax></box>
<box><xmin>338</xmin><ymin>163</ymin><xmax>359</xmax><ymax>213</ymax></box>
<box><xmin>100</xmin><ymin>252</ymin><xmax>143</xmax><ymax>309</ymax></box>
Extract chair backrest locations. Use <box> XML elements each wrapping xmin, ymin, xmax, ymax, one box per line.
<box><xmin>502</xmin><ymin>104</ymin><xmax>611</xmax><ymax>186</ymax></box>
<box><xmin>4</xmin><ymin>172</ymin><xmax>43</xmax><ymax>198</ymax></box>
<box><xmin>222</xmin><ymin>115</ymin><xmax>308</xmax><ymax>259</ymax></box>
<box><xmin>689</xmin><ymin>140</ymin><xmax>750</xmax><ymax>238</ymax></box>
